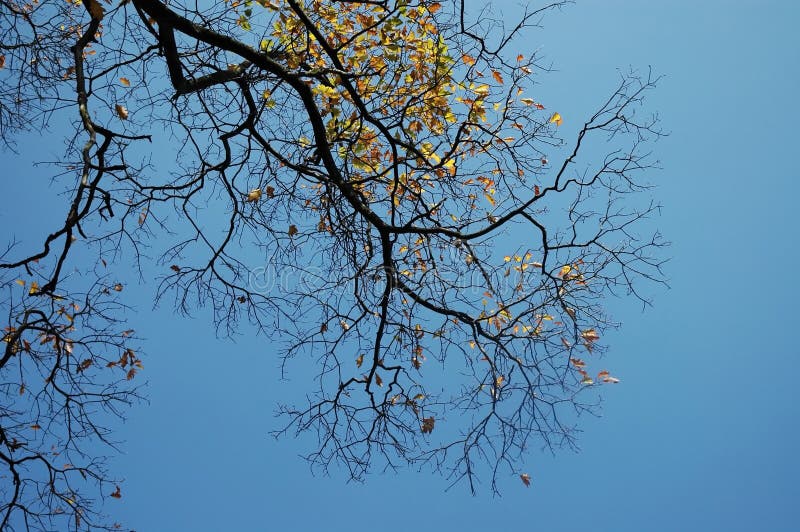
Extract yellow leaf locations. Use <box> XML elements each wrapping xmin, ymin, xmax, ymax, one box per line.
<box><xmin>246</xmin><ymin>188</ymin><xmax>262</xmax><ymax>202</ymax></box>
<box><xmin>549</xmin><ymin>112</ymin><xmax>563</xmax><ymax>126</ymax></box>
<box><xmin>115</xmin><ymin>104</ymin><xmax>128</xmax><ymax>120</ymax></box>
<box><xmin>15</xmin><ymin>279</ymin><xmax>25</xmax><ymax>286</ymax></box>
<box><xmin>29</xmin><ymin>281</ymin><xmax>39</xmax><ymax>295</ymax></box>
<box><xmin>119</xmin><ymin>77</ymin><xmax>130</xmax><ymax>87</ymax></box>
<box><xmin>558</xmin><ymin>265</ymin><xmax>572</xmax><ymax>278</ymax></box>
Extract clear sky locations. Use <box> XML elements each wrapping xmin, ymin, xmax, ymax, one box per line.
<box><xmin>2</xmin><ymin>1</ymin><xmax>799</xmax><ymax>531</ymax></box>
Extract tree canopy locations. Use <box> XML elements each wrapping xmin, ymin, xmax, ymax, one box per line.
<box><xmin>0</xmin><ymin>0</ymin><xmax>664</xmax><ymax>529</ymax></box>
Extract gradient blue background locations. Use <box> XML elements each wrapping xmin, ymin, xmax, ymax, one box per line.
<box><xmin>2</xmin><ymin>1</ymin><xmax>798</xmax><ymax>530</ymax></box>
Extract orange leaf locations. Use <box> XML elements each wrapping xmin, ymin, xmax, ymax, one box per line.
<box><xmin>549</xmin><ymin>112</ymin><xmax>562</xmax><ymax>126</ymax></box>
<box><xmin>535</xmin><ymin>103</ymin><xmax>545</xmax><ymax>110</ymax></box>
<box><xmin>30</xmin><ymin>423</ymin><xmax>41</xmax><ymax>430</ymax></box>
<box><xmin>375</xmin><ymin>373</ymin><xmax>383</xmax><ymax>386</ymax></box>
<box><xmin>113</xmin><ymin>283</ymin><xmax>123</xmax><ymax>292</ymax></box>
<box><xmin>115</xmin><ymin>104</ymin><xmax>128</xmax><ymax>120</ymax></box>
<box><xmin>492</xmin><ymin>70</ymin><xmax>504</xmax><ymax>84</ymax></box>
<box><xmin>520</xmin><ymin>473</ymin><xmax>531</xmax><ymax>487</ymax></box>
<box><xmin>428</xmin><ymin>2</ymin><xmax>442</xmax><ymax>13</ymax></box>
<box><xmin>119</xmin><ymin>77</ymin><xmax>130</xmax><ymax>87</ymax></box>
<box><xmin>461</xmin><ymin>54</ymin><xmax>476</xmax><ymax>66</ymax></box>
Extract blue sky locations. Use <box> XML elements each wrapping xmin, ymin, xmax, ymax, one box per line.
<box><xmin>2</xmin><ymin>1</ymin><xmax>799</xmax><ymax>530</ymax></box>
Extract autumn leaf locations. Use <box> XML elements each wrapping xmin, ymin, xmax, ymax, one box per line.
<box><xmin>356</xmin><ymin>353</ymin><xmax>364</xmax><ymax>368</ymax></box>
<box><xmin>170</xmin><ymin>265</ymin><xmax>180</xmax><ymax>272</ymax></box>
<box><xmin>520</xmin><ymin>473</ymin><xmax>531</xmax><ymax>487</ymax></box>
<box><xmin>558</xmin><ymin>265</ymin><xmax>571</xmax><ymax>278</ymax></box>
<box><xmin>30</xmin><ymin>423</ymin><xmax>41</xmax><ymax>430</ymax></box>
<box><xmin>126</xmin><ymin>368</ymin><xmax>136</xmax><ymax>380</ymax></box>
<box><xmin>549</xmin><ymin>112</ymin><xmax>563</xmax><ymax>126</ymax></box>
<box><xmin>28</xmin><ymin>281</ymin><xmax>39</xmax><ymax>295</ymax></box>
<box><xmin>428</xmin><ymin>1</ymin><xmax>442</xmax><ymax>13</ymax></box>
<box><xmin>520</xmin><ymin>97</ymin><xmax>535</xmax><ymax>106</ymax></box>
<box><xmin>288</xmin><ymin>224</ymin><xmax>298</xmax><ymax>237</ymax></box>
<box><xmin>375</xmin><ymin>373</ymin><xmax>383</xmax><ymax>386</ymax></box>
<box><xmin>76</xmin><ymin>359</ymin><xmax>93</xmax><ymax>373</ymax></box>
<box><xmin>109</xmin><ymin>486</ymin><xmax>122</xmax><ymax>499</ymax></box>
<box><xmin>113</xmin><ymin>283</ymin><xmax>123</xmax><ymax>292</ymax></box>
<box><xmin>246</xmin><ymin>188</ymin><xmax>262</xmax><ymax>202</ymax></box>
<box><xmin>119</xmin><ymin>77</ymin><xmax>130</xmax><ymax>87</ymax></box>
<box><xmin>115</xmin><ymin>104</ymin><xmax>128</xmax><ymax>120</ymax></box>
<box><xmin>581</xmin><ymin>329</ymin><xmax>600</xmax><ymax>343</ymax></box>
<box><xmin>0</xmin><ymin>55</ymin><xmax>5</xmax><ymax>69</ymax></box>
<box><xmin>581</xmin><ymin>374</ymin><xmax>594</xmax><ymax>385</ymax></box>
<box><xmin>19</xmin><ymin>383</ymin><xmax>25</xmax><ymax>395</ymax></box>
<box><xmin>492</xmin><ymin>70</ymin><xmax>504</xmax><ymax>84</ymax></box>
<box><xmin>138</xmin><ymin>208</ymin><xmax>148</xmax><ymax>226</ymax></box>
<box><xmin>461</xmin><ymin>54</ymin><xmax>476</xmax><ymax>66</ymax></box>
<box><xmin>421</xmin><ymin>416</ymin><xmax>435</xmax><ymax>434</ymax></box>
